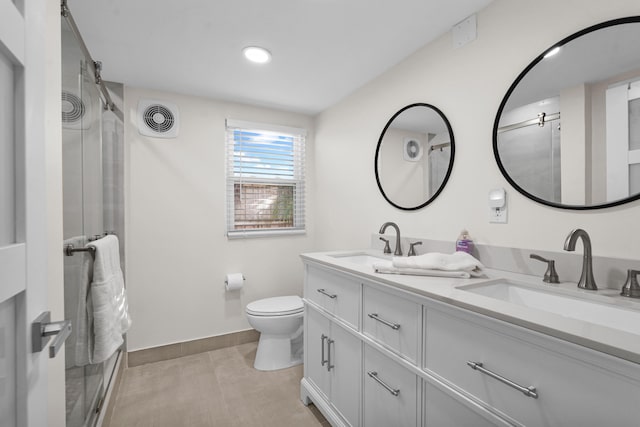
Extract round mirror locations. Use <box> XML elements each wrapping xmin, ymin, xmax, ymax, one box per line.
<box><xmin>494</xmin><ymin>17</ymin><xmax>640</xmax><ymax>209</ymax></box>
<box><xmin>375</xmin><ymin>103</ymin><xmax>455</xmax><ymax>210</ymax></box>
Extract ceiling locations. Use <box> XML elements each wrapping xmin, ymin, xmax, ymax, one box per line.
<box><xmin>68</xmin><ymin>0</ymin><xmax>493</xmax><ymax>115</ymax></box>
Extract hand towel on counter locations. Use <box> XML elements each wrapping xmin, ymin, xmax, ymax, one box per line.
<box><xmin>63</xmin><ymin>236</ymin><xmax>93</xmax><ymax>368</ymax></box>
<box><xmin>87</xmin><ymin>235</ymin><xmax>131</xmax><ymax>364</ymax></box>
<box><xmin>392</xmin><ymin>251</ymin><xmax>484</xmax><ymax>272</ymax></box>
<box><xmin>373</xmin><ymin>261</ymin><xmax>481</xmax><ymax>279</ymax></box>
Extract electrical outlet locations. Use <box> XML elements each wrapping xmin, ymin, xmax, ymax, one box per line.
<box><xmin>489</xmin><ymin>207</ymin><xmax>508</xmax><ymax>224</ymax></box>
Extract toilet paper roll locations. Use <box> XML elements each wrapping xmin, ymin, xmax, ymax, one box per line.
<box><xmin>225</xmin><ymin>273</ymin><xmax>244</xmax><ymax>291</ymax></box>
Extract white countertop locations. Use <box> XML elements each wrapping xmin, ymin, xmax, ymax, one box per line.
<box><xmin>301</xmin><ymin>250</ymin><xmax>640</xmax><ymax>365</ymax></box>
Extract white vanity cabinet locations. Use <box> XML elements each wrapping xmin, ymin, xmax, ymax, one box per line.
<box><xmin>301</xmin><ymin>257</ymin><xmax>640</xmax><ymax>427</ymax></box>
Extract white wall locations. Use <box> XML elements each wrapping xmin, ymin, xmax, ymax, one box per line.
<box><xmin>314</xmin><ymin>0</ymin><xmax>640</xmax><ymax>258</ymax></box>
<box><xmin>124</xmin><ymin>87</ymin><xmax>315</xmax><ymax>351</ymax></box>
<box><xmin>124</xmin><ymin>0</ymin><xmax>640</xmax><ymax>351</ymax></box>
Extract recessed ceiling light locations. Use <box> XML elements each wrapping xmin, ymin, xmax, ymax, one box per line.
<box><xmin>544</xmin><ymin>46</ymin><xmax>561</xmax><ymax>59</ymax></box>
<box><xmin>243</xmin><ymin>46</ymin><xmax>272</xmax><ymax>64</ymax></box>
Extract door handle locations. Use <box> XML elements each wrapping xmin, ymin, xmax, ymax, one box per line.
<box><xmin>327</xmin><ymin>338</ymin><xmax>335</xmax><ymax>372</ymax></box>
<box><xmin>320</xmin><ymin>334</ymin><xmax>328</xmax><ymax>366</ymax></box>
<box><xmin>32</xmin><ymin>311</ymin><xmax>72</xmax><ymax>358</ymax></box>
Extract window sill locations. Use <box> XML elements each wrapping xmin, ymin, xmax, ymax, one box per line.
<box><xmin>226</xmin><ymin>229</ymin><xmax>306</xmax><ymax>240</ymax></box>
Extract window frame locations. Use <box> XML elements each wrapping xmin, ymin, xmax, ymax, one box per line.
<box><xmin>225</xmin><ymin>119</ymin><xmax>306</xmax><ymax>239</ymax></box>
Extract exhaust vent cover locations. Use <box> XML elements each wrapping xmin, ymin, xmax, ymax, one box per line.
<box><xmin>61</xmin><ymin>91</ymin><xmax>91</xmax><ymax>129</ymax></box>
<box><xmin>403</xmin><ymin>137</ymin><xmax>423</xmax><ymax>162</ymax></box>
<box><xmin>137</xmin><ymin>99</ymin><xmax>179</xmax><ymax>138</ymax></box>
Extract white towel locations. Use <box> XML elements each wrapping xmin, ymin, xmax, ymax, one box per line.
<box><xmin>63</xmin><ymin>236</ymin><xmax>93</xmax><ymax>368</ymax></box>
<box><xmin>392</xmin><ymin>251</ymin><xmax>484</xmax><ymax>272</ymax></box>
<box><xmin>373</xmin><ymin>260</ymin><xmax>484</xmax><ymax>279</ymax></box>
<box><xmin>87</xmin><ymin>235</ymin><xmax>131</xmax><ymax>364</ymax></box>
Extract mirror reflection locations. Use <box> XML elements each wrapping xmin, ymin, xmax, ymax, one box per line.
<box><xmin>375</xmin><ymin>103</ymin><xmax>454</xmax><ymax>210</ymax></box>
<box><xmin>494</xmin><ymin>17</ymin><xmax>640</xmax><ymax>209</ymax></box>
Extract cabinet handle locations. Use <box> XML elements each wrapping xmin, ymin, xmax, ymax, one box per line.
<box><xmin>320</xmin><ymin>334</ymin><xmax>328</xmax><ymax>366</ymax></box>
<box><xmin>327</xmin><ymin>338</ymin><xmax>335</xmax><ymax>371</ymax></box>
<box><xmin>317</xmin><ymin>288</ymin><xmax>337</xmax><ymax>299</ymax></box>
<box><xmin>367</xmin><ymin>371</ymin><xmax>400</xmax><ymax>397</ymax></box>
<box><xmin>368</xmin><ymin>313</ymin><xmax>401</xmax><ymax>330</ymax></box>
<box><xmin>467</xmin><ymin>361</ymin><xmax>539</xmax><ymax>399</ymax></box>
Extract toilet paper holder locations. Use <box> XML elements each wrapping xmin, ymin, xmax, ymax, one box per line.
<box><xmin>225</xmin><ymin>273</ymin><xmax>246</xmax><ymax>291</ymax></box>
<box><xmin>225</xmin><ymin>274</ymin><xmax>245</xmax><ymax>284</ymax></box>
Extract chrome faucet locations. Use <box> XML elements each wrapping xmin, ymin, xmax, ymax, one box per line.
<box><xmin>563</xmin><ymin>229</ymin><xmax>597</xmax><ymax>290</ymax></box>
<box><xmin>379</xmin><ymin>222</ymin><xmax>402</xmax><ymax>256</ymax></box>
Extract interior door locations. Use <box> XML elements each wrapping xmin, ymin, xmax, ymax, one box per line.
<box><xmin>0</xmin><ymin>0</ymin><xmax>61</xmax><ymax>425</ymax></box>
<box><xmin>606</xmin><ymin>80</ymin><xmax>640</xmax><ymax>201</ymax></box>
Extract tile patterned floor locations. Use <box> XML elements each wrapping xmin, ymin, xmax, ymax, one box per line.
<box><xmin>106</xmin><ymin>342</ymin><xmax>329</xmax><ymax>427</ymax></box>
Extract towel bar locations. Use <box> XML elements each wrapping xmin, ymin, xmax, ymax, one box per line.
<box><xmin>88</xmin><ymin>231</ymin><xmax>116</xmax><ymax>241</ymax></box>
<box><xmin>64</xmin><ymin>244</ymin><xmax>96</xmax><ymax>259</ymax></box>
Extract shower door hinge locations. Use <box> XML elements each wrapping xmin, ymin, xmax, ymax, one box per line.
<box><xmin>95</xmin><ymin>396</ymin><xmax>105</xmax><ymax>415</ymax></box>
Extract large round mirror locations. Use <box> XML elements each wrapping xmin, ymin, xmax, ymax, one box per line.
<box><xmin>494</xmin><ymin>17</ymin><xmax>640</xmax><ymax>209</ymax></box>
<box><xmin>375</xmin><ymin>103</ymin><xmax>455</xmax><ymax>210</ymax></box>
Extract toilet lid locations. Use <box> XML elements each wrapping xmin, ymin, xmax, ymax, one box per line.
<box><xmin>246</xmin><ymin>296</ymin><xmax>303</xmax><ymax>316</ymax></box>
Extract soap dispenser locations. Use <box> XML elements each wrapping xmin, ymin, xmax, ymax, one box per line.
<box><xmin>621</xmin><ymin>269</ymin><xmax>640</xmax><ymax>298</ymax></box>
<box><xmin>455</xmin><ymin>229</ymin><xmax>473</xmax><ymax>254</ymax></box>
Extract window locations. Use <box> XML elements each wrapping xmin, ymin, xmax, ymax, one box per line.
<box><xmin>226</xmin><ymin>119</ymin><xmax>306</xmax><ymax>238</ymax></box>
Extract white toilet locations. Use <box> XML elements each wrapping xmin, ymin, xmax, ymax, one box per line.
<box><xmin>245</xmin><ymin>295</ymin><xmax>304</xmax><ymax>371</ymax></box>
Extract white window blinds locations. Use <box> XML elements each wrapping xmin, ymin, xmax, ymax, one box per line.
<box><xmin>225</xmin><ymin>119</ymin><xmax>306</xmax><ymax>238</ymax></box>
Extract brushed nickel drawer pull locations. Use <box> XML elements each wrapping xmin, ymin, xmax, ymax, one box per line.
<box><xmin>467</xmin><ymin>361</ymin><xmax>539</xmax><ymax>399</ymax></box>
<box><xmin>368</xmin><ymin>313</ymin><xmax>401</xmax><ymax>330</ymax></box>
<box><xmin>317</xmin><ymin>288</ymin><xmax>337</xmax><ymax>299</ymax></box>
<box><xmin>367</xmin><ymin>371</ymin><xmax>400</xmax><ymax>396</ymax></box>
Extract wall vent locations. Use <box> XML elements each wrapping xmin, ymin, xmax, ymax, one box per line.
<box><xmin>403</xmin><ymin>137</ymin><xmax>423</xmax><ymax>162</ymax></box>
<box><xmin>61</xmin><ymin>91</ymin><xmax>90</xmax><ymax>130</ymax></box>
<box><xmin>137</xmin><ymin>99</ymin><xmax>179</xmax><ymax>138</ymax></box>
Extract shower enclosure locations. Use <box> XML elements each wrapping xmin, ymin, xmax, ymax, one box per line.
<box><xmin>61</xmin><ymin>4</ymin><xmax>125</xmax><ymax>426</ymax></box>
<box><xmin>497</xmin><ymin>95</ymin><xmax>562</xmax><ymax>204</ymax></box>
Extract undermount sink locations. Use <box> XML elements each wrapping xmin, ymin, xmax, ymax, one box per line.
<box><xmin>329</xmin><ymin>253</ymin><xmax>389</xmax><ymax>267</ymax></box>
<box><xmin>458</xmin><ymin>280</ymin><xmax>640</xmax><ymax>336</ymax></box>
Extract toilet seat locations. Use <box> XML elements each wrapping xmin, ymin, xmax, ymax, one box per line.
<box><xmin>246</xmin><ymin>296</ymin><xmax>303</xmax><ymax>317</ymax></box>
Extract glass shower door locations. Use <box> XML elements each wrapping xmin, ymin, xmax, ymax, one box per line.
<box><xmin>62</xmin><ymin>17</ymin><xmax>105</xmax><ymax>427</ymax></box>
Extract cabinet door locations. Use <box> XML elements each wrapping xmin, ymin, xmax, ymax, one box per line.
<box><xmin>364</xmin><ymin>345</ymin><xmax>419</xmax><ymax>427</ymax></box>
<box><xmin>330</xmin><ymin>322</ymin><xmax>361</xmax><ymax>427</ymax></box>
<box><xmin>305</xmin><ymin>306</ymin><xmax>331</xmax><ymax>399</ymax></box>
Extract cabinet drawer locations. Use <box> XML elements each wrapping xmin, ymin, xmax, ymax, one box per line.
<box><xmin>364</xmin><ymin>344</ymin><xmax>419</xmax><ymax>427</ymax></box>
<box><xmin>423</xmin><ymin>381</ymin><xmax>511</xmax><ymax>427</ymax></box>
<box><xmin>424</xmin><ymin>305</ymin><xmax>640</xmax><ymax>427</ymax></box>
<box><xmin>363</xmin><ymin>285</ymin><xmax>421</xmax><ymax>363</ymax></box>
<box><xmin>305</xmin><ymin>265</ymin><xmax>360</xmax><ymax>329</ymax></box>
